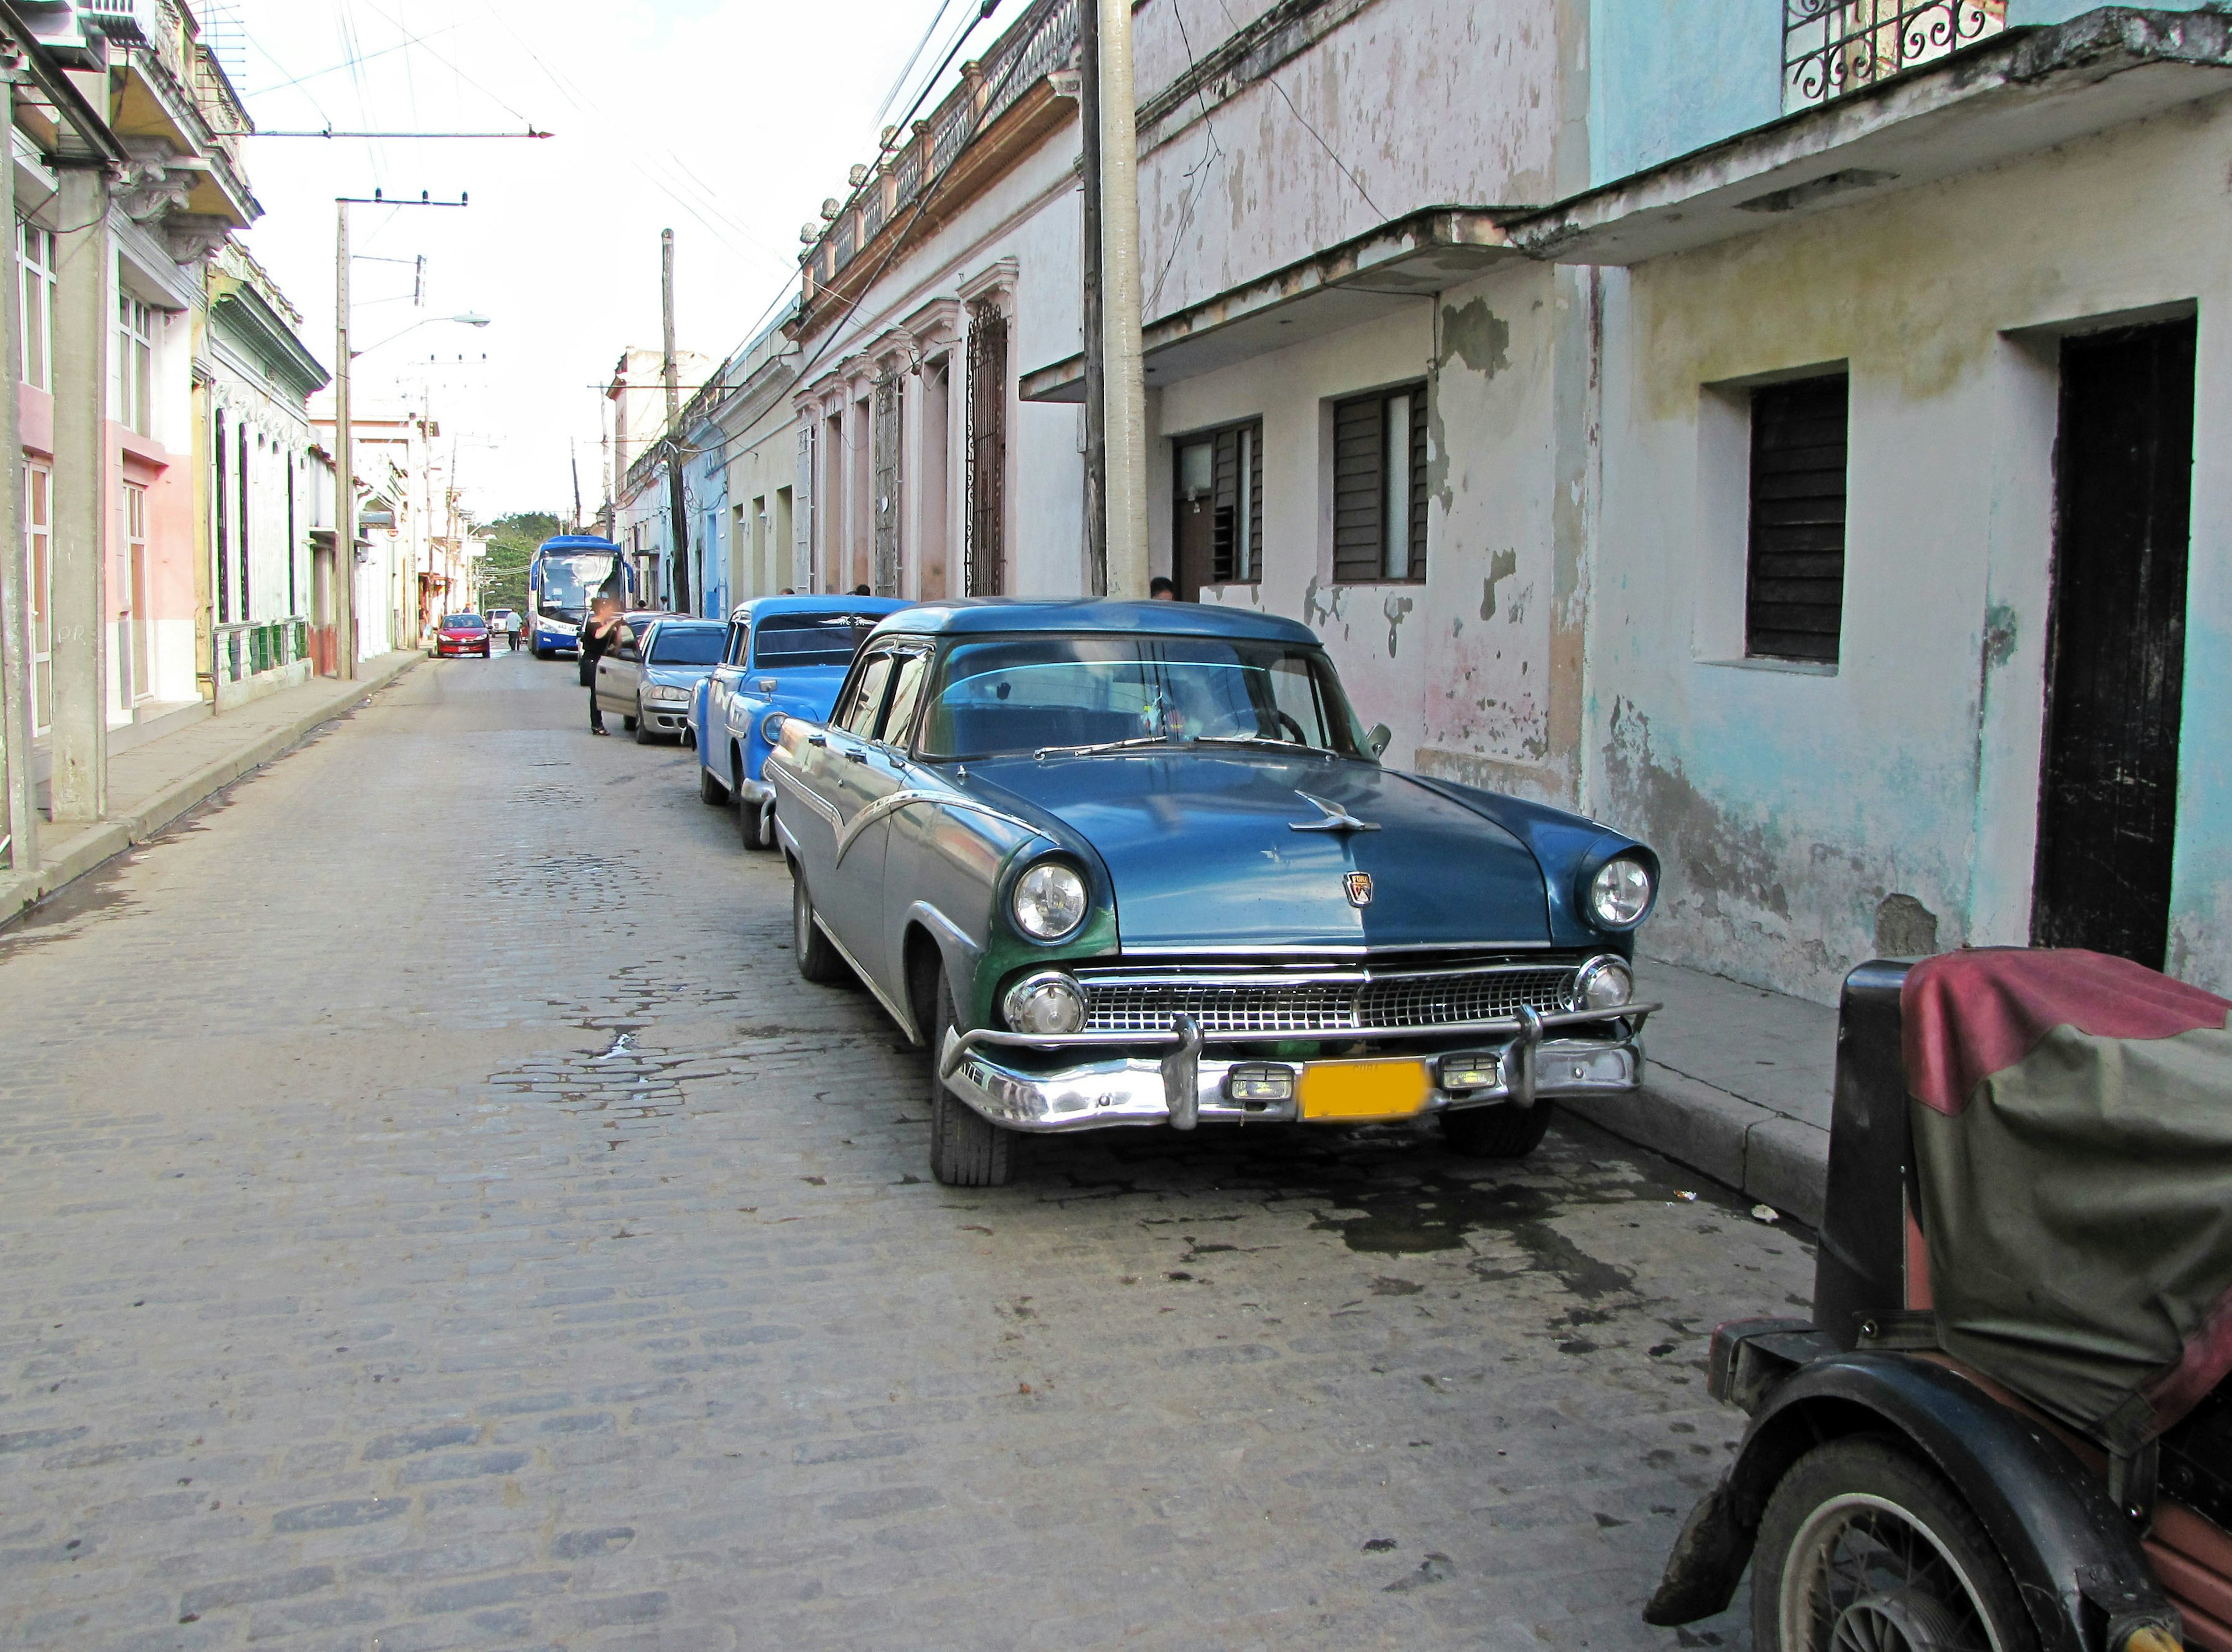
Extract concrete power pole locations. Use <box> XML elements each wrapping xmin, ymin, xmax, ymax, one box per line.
<box><xmin>1097</xmin><ymin>0</ymin><xmax>1149</xmax><ymax>598</ymax></box>
<box><xmin>0</xmin><ymin>75</ymin><xmax>30</xmax><ymax>871</ymax></box>
<box><xmin>1078</xmin><ymin>0</ymin><xmax>1106</xmax><ymax>594</ymax></box>
<box><xmin>660</xmin><ymin>228</ymin><xmax>692</xmax><ymax>614</ymax></box>
<box><xmin>333</xmin><ymin>200</ymin><xmax>358</xmax><ymax>680</ymax></box>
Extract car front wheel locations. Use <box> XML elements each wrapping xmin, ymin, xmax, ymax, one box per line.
<box><xmin>738</xmin><ymin>792</ymin><xmax>771</xmax><ymax>851</ymax></box>
<box><xmin>925</xmin><ymin>974</ymin><xmax>1013</xmax><ymax>1187</ymax></box>
<box><xmin>698</xmin><ymin>763</ymin><xmax>728</xmax><ymax>805</ymax></box>
<box><xmin>634</xmin><ymin>697</ymin><xmax>656</xmax><ymax>743</ymax></box>
<box><xmin>1440</xmin><ymin>1101</ymin><xmax>1554</xmax><ymax>1159</ymax></box>
<box><xmin>1755</xmin><ymin>1438</ymin><xmax>2037</xmax><ymax>1652</ymax></box>
<box><xmin>791</xmin><ymin>870</ymin><xmax>849</xmax><ymax>985</ymax></box>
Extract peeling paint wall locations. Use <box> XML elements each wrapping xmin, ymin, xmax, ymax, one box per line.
<box><xmin>1588</xmin><ymin>103</ymin><xmax>2232</xmax><ymax>1001</ymax></box>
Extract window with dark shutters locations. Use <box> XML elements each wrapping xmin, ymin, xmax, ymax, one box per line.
<box><xmin>1210</xmin><ymin>420</ymin><xmax>1262</xmax><ymax>584</ymax></box>
<box><xmin>1745</xmin><ymin>375</ymin><xmax>1848</xmax><ymax>662</ymax></box>
<box><xmin>1331</xmin><ymin>382</ymin><xmax>1428</xmax><ymax>583</ymax></box>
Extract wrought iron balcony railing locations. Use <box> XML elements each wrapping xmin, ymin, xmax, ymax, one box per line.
<box><xmin>1784</xmin><ymin>0</ymin><xmax>2006</xmax><ymax>110</ymax></box>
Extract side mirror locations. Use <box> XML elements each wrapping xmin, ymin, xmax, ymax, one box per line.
<box><xmin>1365</xmin><ymin>723</ymin><xmax>1392</xmax><ymax>759</ymax></box>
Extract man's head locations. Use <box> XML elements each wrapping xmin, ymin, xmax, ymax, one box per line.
<box><xmin>1150</xmin><ymin>576</ymin><xmax>1176</xmax><ymax>600</ymax></box>
<box><xmin>853</xmin><ymin>583</ymin><xmax>872</xmax><ymax>596</ymax></box>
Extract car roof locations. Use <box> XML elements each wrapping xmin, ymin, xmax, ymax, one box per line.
<box><xmin>865</xmin><ymin>599</ymin><xmax>1320</xmax><ymax>646</ymax></box>
<box><xmin>724</xmin><ymin>594</ymin><xmax>912</xmax><ymax>624</ymax></box>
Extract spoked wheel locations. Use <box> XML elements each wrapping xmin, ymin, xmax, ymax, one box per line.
<box><xmin>791</xmin><ymin>869</ymin><xmax>850</xmax><ymax>985</ymax></box>
<box><xmin>1440</xmin><ymin>1101</ymin><xmax>1554</xmax><ymax>1160</ymax></box>
<box><xmin>1756</xmin><ymin>1439</ymin><xmax>2036</xmax><ymax>1652</ymax></box>
<box><xmin>924</xmin><ymin>974</ymin><xmax>1013</xmax><ymax>1187</ymax></box>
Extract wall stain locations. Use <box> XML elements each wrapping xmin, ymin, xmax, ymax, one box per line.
<box><xmin>1383</xmin><ymin>594</ymin><xmax>1415</xmax><ymax>657</ymax></box>
<box><xmin>1982</xmin><ymin>602</ymin><xmax>2018</xmax><ymax>672</ymax></box>
<box><xmin>1483</xmin><ymin>549</ymin><xmax>1519</xmax><ymax>622</ymax></box>
<box><xmin>1440</xmin><ymin>299</ymin><xmax>1511</xmax><ymax>378</ymax></box>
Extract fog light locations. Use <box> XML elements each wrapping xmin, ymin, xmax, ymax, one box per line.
<box><xmin>1438</xmin><ymin>1052</ymin><xmax>1501</xmax><ymax>1092</ymax></box>
<box><xmin>1224</xmin><ymin>1063</ymin><xmax>1295</xmax><ymax>1104</ymax></box>
<box><xmin>1003</xmin><ymin>971</ymin><xmax>1085</xmax><ymax>1035</ymax></box>
<box><xmin>1571</xmin><ymin>955</ymin><xmax>1634</xmax><ymax>1012</ymax></box>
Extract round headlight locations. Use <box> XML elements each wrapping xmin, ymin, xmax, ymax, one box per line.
<box><xmin>1571</xmin><ymin>955</ymin><xmax>1634</xmax><ymax>1012</ymax></box>
<box><xmin>1004</xmin><ymin>971</ymin><xmax>1085</xmax><ymax>1035</ymax></box>
<box><xmin>760</xmin><ymin>709</ymin><xmax>787</xmax><ymax>745</ymax></box>
<box><xmin>1587</xmin><ymin>856</ymin><xmax>1655</xmax><ymax>930</ymax></box>
<box><xmin>1012</xmin><ymin>861</ymin><xmax>1088</xmax><ymax>941</ymax></box>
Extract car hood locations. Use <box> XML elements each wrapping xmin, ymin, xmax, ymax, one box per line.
<box><xmin>643</xmin><ymin>664</ymin><xmax>713</xmax><ymax>686</ymax></box>
<box><xmin>966</xmin><ymin>751</ymin><xmax>1550</xmax><ymax>951</ymax></box>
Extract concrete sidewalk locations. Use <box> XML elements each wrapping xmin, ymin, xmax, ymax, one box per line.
<box><xmin>1564</xmin><ymin>956</ymin><xmax>1840</xmax><ymax>1225</ymax></box>
<box><xmin>1</xmin><ymin>650</ymin><xmax>421</xmax><ymax>926</ymax></box>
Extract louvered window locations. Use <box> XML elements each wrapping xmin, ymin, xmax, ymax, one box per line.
<box><xmin>1332</xmin><ymin>382</ymin><xmax>1428</xmax><ymax>583</ymax></box>
<box><xmin>1746</xmin><ymin>375</ymin><xmax>1848</xmax><ymax>662</ymax></box>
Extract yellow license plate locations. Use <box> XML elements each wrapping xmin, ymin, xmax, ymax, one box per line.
<box><xmin>1296</xmin><ymin>1059</ymin><xmax>1432</xmax><ymax>1122</ymax></box>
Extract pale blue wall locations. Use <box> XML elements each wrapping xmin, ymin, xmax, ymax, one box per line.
<box><xmin>1589</xmin><ymin>0</ymin><xmax>1785</xmax><ymax>187</ymax></box>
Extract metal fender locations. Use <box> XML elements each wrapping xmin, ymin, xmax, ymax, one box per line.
<box><xmin>900</xmin><ymin>901</ymin><xmax>984</xmax><ymax>1044</ymax></box>
<box><xmin>1645</xmin><ymin>1352</ymin><xmax>2177</xmax><ymax>1652</ymax></box>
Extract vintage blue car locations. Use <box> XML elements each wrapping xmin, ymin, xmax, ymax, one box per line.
<box><xmin>767</xmin><ymin>601</ymin><xmax>1662</xmax><ymax>1187</ymax></box>
<box><xmin>689</xmin><ymin>596</ymin><xmax>910</xmax><ymax>848</ymax></box>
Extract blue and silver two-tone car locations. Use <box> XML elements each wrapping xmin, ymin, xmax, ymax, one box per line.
<box><xmin>768</xmin><ymin>601</ymin><xmax>1662</xmax><ymax>1187</ymax></box>
<box><xmin>689</xmin><ymin>595</ymin><xmax>910</xmax><ymax>848</ymax></box>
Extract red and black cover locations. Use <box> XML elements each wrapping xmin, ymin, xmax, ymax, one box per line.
<box><xmin>1903</xmin><ymin>948</ymin><xmax>2232</xmax><ymax>1451</ymax></box>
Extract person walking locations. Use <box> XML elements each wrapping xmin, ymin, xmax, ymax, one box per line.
<box><xmin>578</xmin><ymin>598</ymin><xmax>632</xmax><ymax>736</ymax></box>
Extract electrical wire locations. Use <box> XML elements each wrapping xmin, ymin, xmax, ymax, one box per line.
<box><xmin>1207</xmin><ymin>0</ymin><xmax>1382</xmax><ymax>220</ymax></box>
<box><xmin>1147</xmin><ymin>0</ymin><xmax>1226</xmax><ymax>314</ymax></box>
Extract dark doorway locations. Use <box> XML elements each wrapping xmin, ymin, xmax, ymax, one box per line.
<box><xmin>1173</xmin><ymin>437</ymin><xmax>1215</xmax><ymax>600</ymax></box>
<box><xmin>2033</xmin><ymin>317</ymin><xmax>2196</xmax><ymax>967</ymax></box>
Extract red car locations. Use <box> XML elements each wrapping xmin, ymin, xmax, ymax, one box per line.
<box><xmin>432</xmin><ymin>613</ymin><xmax>490</xmax><ymax>658</ymax></box>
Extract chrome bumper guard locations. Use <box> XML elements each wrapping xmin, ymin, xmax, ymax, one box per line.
<box><xmin>936</xmin><ymin>1004</ymin><xmax>1655</xmax><ymax>1134</ymax></box>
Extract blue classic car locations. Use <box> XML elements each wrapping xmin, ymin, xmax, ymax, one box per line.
<box><xmin>690</xmin><ymin>596</ymin><xmax>910</xmax><ymax>847</ymax></box>
<box><xmin>768</xmin><ymin>601</ymin><xmax>1662</xmax><ymax>1187</ymax></box>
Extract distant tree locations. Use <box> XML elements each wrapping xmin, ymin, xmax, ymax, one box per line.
<box><xmin>475</xmin><ymin>510</ymin><xmax>567</xmax><ymax>617</ymax></box>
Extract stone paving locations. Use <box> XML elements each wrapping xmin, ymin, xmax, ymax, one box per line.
<box><xmin>0</xmin><ymin>651</ymin><xmax>1809</xmax><ymax>1650</ymax></box>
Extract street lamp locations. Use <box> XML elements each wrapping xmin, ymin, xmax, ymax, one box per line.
<box><xmin>353</xmin><ymin>312</ymin><xmax>492</xmax><ymax>360</ymax></box>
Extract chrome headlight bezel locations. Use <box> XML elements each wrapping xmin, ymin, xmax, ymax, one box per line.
<box><xmin>1569</xmin><ymin>955</ymin><xmax>1635</xmax><ymax>1013</ymax></box>
<box><xmin>759</xmin><ymin>709</ymin><xmax>787</xmax><ymax>746</ymax></box>
<box><xmin>1003</xmin><ymin>970</ymin><xmax>1086</xmax><ymax>1035</ymax></box>
<box><xmin>1010</xmin><ymin>859</ymin><xmax>1089</xmax><ymax>943</ymax></box>
<box><xmin>1583</xmin><ymin>854</ymin><xmax>1656</xmax><ymax>931</ymax></box>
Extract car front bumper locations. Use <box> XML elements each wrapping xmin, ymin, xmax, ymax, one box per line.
<box><xmin>642</xmin><ymin>701</ymin><xmax>690</xmax><ymax>734</ymax></box>
<box><xmin>938</xmin><ymin>1009</ymin><xmax>1650</xmax><ymax>1134</ymax></box>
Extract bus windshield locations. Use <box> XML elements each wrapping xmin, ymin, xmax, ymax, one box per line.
<box><xmin>537</xmin><ymin>552</ymin><xmax>619</xmax><ymax>617</ymax></box>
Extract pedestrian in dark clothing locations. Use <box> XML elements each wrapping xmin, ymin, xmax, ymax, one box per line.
<box><xmin>578</xmin><ymin>599</ymin><xmax>632</xmax><ymax>736</ymax></box>
<box><xmin>852</xmin><ymin>583</ymin><xmax>872</xmax><ymax>596</ymax></box>
<box><xmin>1150</xmin><ymin>576</ymin><xmax>1177</xmax><ymax>600</ymax></box>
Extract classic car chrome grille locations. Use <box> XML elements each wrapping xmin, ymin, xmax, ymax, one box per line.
<box><xmin>1076</xmin><ymin>965</ymin><xmax>1578</xmax><ymax>1037</ymax></box>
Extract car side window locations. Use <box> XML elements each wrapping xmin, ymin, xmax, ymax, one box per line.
<box><xmin>838</xmin><ymin>651</ymin><xmax>896</xmax><ymax>739</ymax></box>
<box><xmin>724</xmin><ymin>622</ymin><xmax>747</xmax><ymax>667</ymax></box>
<box><xmin>881</xmin><ymin>652</ymin><xmax>931</xmax><ymax>751</ymax></box>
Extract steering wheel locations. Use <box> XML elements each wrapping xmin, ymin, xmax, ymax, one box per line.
<box><xmin>1273</xmin><ymin>709</ymin><xmax>1310</xmax><ymax>744</ymax></box>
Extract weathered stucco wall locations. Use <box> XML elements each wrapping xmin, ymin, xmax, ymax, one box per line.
<box><xmin>1587</xmin><ymin>0</ymin><xmax>1783</xmax><ymax>185</ymax></box>
<box><xmin>1134</xmin><ymin>0</ymin><xmax>1562</xmax><ymax>320</ymax></box>
<box><xmin>1587</xmin><ymin>98</ymin><xmax>2232</xmax><ymax>1001</ymax></box>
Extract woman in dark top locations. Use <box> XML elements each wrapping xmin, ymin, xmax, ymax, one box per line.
<box><xmin>578</xmin><ymin>599</ymin><xmax>632</xmax><ymax>736</ymax></box>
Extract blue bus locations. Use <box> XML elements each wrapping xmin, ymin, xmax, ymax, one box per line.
<box><xmin>526</xmin><ymin>535</ymin><xmax>634</xmax><ymax>657</ymax></box>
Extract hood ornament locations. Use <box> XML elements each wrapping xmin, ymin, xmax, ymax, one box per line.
<box><xmin>1289</xmin><ymin>791</ymin><xmax>1380</xmax><ymax>834</ymax></box>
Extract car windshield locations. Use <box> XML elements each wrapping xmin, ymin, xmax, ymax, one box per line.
<box><xmin>648</xmin><ymin>625</ymin><xmax>723</xmax><ymax>665</ymax></box>
<box><xmin>442</xmin><ymin>615</ymin><xmax>483</xmax><ymax>629</ymax></box>
<box><xmin>752</xmin><ymin>612</ymin><xmax>884</xmax><ymax>669</ymax></box>
<box><xmin>915</xmin><ymin>634</ymin><xmax>1368</xmax><ymax>760</ymax></box>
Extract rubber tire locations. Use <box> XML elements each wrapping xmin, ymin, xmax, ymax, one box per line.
<box><xmin>791</xmin><ymin>870</ymin><xmax>850</xmax><ymax>985</ymax></box>
<box><xmin>698</xmin><ymin>764</ymin><xmax>729</xmax><ymax>806</ymax></box>
<box><xmin>1440</xmin><ymin>1101</ymin><xmax>1555</xmax><ymax>1159</ymax></box>
<box><xmin>621</xmin><ymin>714</ymin><xmax>638</xmax><ymax>733</ymax></box>
<box><xmin>634</xmin><ymin>699</ymin><xmax>656</xmax><ymax>743</ymax></box>
<box><xmin>739</xmin><ymin>793</ymin><xmax>772</xmax><ymax>851</ymax></box>
<box><xmin>926</xmin><ymin>974</ymin><xmax>1014</xmax><ymax>1187</ymax></box>
<box><xmin>1752</xmin><ymin>1437</ymin><xmax>2037</xmax><ymax>1652</ymax></box>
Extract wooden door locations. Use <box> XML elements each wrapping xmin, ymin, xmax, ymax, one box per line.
<box><xmin>2033</xmin><ymin>318</ymin><xmax>2196</xmax><ymax>967</ymax></box>
<box><xmin>1173</xmin><ymin>439</ymin><xmax>1215</xmax><ymax>601</ymax></box>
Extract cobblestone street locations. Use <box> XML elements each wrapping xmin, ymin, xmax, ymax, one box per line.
<box><xmin>0</xmin><ymin>654</ymin><xmax>1808</xmax><ymax>1651</ymax></box>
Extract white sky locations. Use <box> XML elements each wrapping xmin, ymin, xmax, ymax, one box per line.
<box><xmin>230</xmin><ymin>0</ymin><xmax>991</xmax><ymax>520</ymax></box>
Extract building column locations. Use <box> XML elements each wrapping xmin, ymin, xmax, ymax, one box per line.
<box><xmin>48</xmin><ymin>163</ymin><xmax>110</xmax><ymax>824</ymax></box>
<box><xmin>0</xmin><ymin>103</ymin><xmax>32</xmax><ymax>869</ymax></box>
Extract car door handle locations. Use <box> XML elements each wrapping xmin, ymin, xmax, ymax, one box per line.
<box><xmin>807</xmin><ymin>733</ymin><xmax>828</xmax><ymax>747</ymax></box>
<box><xmin>842</xmin><ymin>750</ymin><xmax>869</xmax><ymax>764</ymax></box>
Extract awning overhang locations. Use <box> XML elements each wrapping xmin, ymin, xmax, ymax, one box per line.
<box><xmin>1500</xmin><ymin>8</ymin><xmax>2232</xmax><ymax>267</ymax></box>
<box><xmin>1021</xmin><ymin>206</ymin><xmax>1524</xmax><ymax>403</ymax></box>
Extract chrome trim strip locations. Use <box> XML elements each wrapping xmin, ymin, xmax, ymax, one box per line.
<box><xmin>1112</xmin><ymin>940</ymin><xmax>1559</xmax><ymax>956</ymax></box>
<box><xmin>833</xmin><ymin>790</ymin><xmax>1045</xmax><ymax>868</ymax></box>
<box><xmin>942</xmin><ymin>1002</ymin><xmax>1658</xmax><ymax>1069</ymax></box>
<box><xmin>1071</xmin><ymin>959</ymin><xmax>1582</xmax><ymax>989</ymax></box>
<box><xmin>774</xmin><ymin>770</ymin><xmax>842</xmax><ymax>830</ymax></box>
<box><xmin>812</xmin><ymin>912</ymin><xmax>918</xmax><ymax>1043</ymax></box>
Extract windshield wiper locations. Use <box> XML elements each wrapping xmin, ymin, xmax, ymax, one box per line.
<box><xmin>1033</xmin><ymin>735</ymin><xmax>1174</xmax><ymax>760</ymax></box>
<box><xmin>1184</xmin><ymin>734</ymin><xmax>1331</xmax><ymax>757</ymax></box>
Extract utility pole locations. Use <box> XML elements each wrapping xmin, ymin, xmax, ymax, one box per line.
<box><xmin>570</xmin><ymin>439</ymin><xmax>583</xmax><ymax>532</ymax></box>
<box><xmin>1097</xmin><ymin>0</ymin><xmax>1149</xmax><ymax>597</ymax></box>
<box><xmin>1078</xmin><ymin>0</ymin><xmax>1107</xmax><ymax>593</ymax></box>
<box><xmin>660</xmin><ymin>227</ymin><xmax>692</xmax><ymax>614</ymax></box>
<box><xmin>332</xmin><ymin>193</ymin><xmax>470</xmax><ymax>679</ymax></box>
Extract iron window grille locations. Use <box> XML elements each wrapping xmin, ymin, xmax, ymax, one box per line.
<box><xmin>964</xmin><ymin>301</ymin><xmax>1007</xmax><ymax>597</ymax></box>
<box><xmin>1783</xmin><ymin>1</ymin><xmax>2005</xmax><ymax>110</ymax></box>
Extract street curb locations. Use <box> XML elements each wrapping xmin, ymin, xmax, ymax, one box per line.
<box><xmin>1562</xmin><ymin>1061</ymin><xmax>1830</xmax><ymax>1226</ymax></box>
<box><xmin>1</xmin><ymin>653</ymin><xmax>420</xmax><ymax>927</ymax></box>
